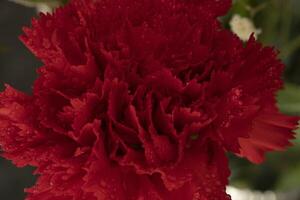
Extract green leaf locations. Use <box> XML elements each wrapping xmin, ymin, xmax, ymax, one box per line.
<box><xmin>277</xmin><ymin>83</ymin><xmax>300</xmax><ymax>115</ymax></box>
<box><xmin>276</xmin><ymin>162</ymin><xmax>300</xmax><ymax>190</ymax></box>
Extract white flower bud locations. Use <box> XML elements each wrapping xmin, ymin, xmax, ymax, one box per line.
<box><xmin>229</xmin><ymin>14</ymin><xmax>261</xmax><ymax>41</ymax></box>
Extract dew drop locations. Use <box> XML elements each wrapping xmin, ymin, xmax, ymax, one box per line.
<box><xmin>43</xmin><ymin>39</ymin><xmax>51</xmax><ymax>49</ymax></box>
<box><xmin>46</xmin><ymin>21</ymin><xmax>51</xmax><ymax>28</ymax></box>
<box><xmin>100</xmin><ymin>180</ymin><xmax>106</xmax><ymax>187</ymax></box>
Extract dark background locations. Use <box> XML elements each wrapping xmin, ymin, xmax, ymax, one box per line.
<box><xmin>0</xmin><ymin>1</ymin><xmax>39</xmax><ymax>93</ymax></box>
<box><xmin>0</xmin><ymin>1</ymin><xmax>38</xmax><ymax>199</ymax></box>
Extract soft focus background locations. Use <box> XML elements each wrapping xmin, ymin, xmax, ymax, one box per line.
<box><xmin>0</xmin><ymin>0</ymin><xmax>299</xmax><ymax>199</ymax></box>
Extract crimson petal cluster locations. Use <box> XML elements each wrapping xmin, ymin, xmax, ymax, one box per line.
<box><xmin>0</xmin><ymin>0</ymin><xmax>298</xmax><ymax>199</ymax></box>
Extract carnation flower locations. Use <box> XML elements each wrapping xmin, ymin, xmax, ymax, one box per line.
<box><xmin>0</xmin><ymin>0</ymin><xmax>298</xmax><ymax>199</ymax></box>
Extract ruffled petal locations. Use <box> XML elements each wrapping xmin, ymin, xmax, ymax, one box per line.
<box><xmin>238</xmin><ymin>106</ymin><xmax>299</xmax><ymax>163</ymax></box>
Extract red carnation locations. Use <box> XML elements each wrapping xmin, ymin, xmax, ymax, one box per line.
<box><xmin>0</xmin><ymin>0</ymin><xmax>298</xmax><ymax>199</ymax></box>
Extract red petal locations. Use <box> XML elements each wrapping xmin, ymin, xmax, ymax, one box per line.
<box><xmin>238</xmin><ymin>107</ymin><xmax>299</xmax><ymax>163</ymax></box>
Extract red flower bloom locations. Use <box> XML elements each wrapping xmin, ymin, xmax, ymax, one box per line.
<box><xmin>0</xmin><ymin>0</ymin><xmax>298</xmax><ymax>199</ymax></box>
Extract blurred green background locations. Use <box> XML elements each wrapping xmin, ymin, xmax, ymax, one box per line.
<box><xmin>0</xmin><ymin>0</ymin><xmax>299</xmax><ymax>199</ymax></box>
